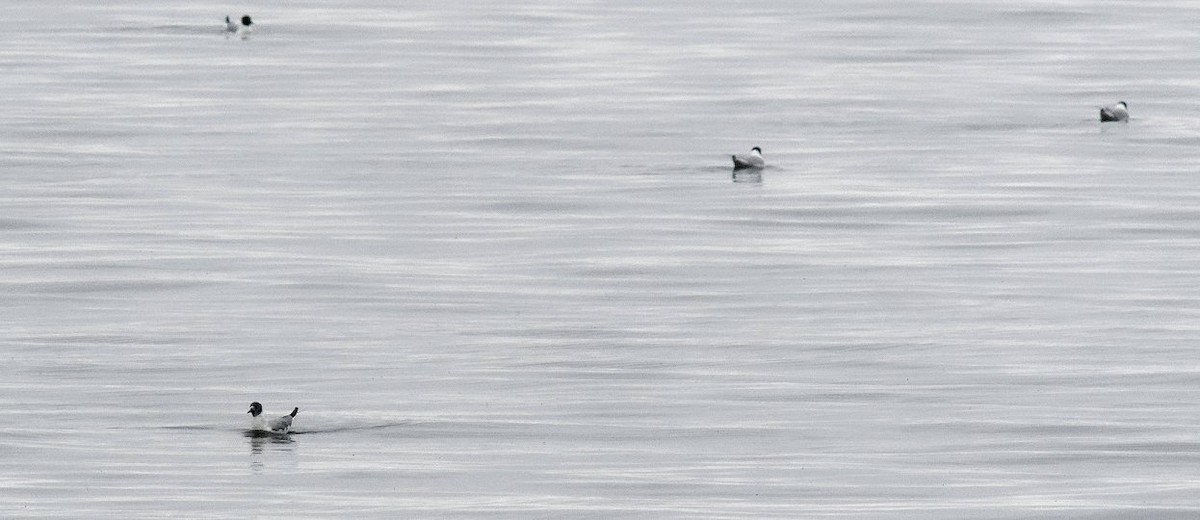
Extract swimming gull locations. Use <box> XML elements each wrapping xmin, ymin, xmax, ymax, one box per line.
<box><xmin>248</xmin><ymin>402</ymin><xmax>298</xmax><ymax>433</ymax></box>
<box><xmin>1100</xmin><ymin>101</ymin><xmax>1128</xmax><ymax>122</ymax></box>
<box><xmin>225</xmin><ymin>15</ymin><xmax>253</xmax><ymax>36</ymax></box>
<box><xmin>731</xmin><ymin>147</ymin><xmax>765</xmax><ymax>170</ymax></box>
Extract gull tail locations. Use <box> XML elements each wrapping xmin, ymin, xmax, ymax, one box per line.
<box><xmin>290</xmin><ymin>407</ymin><xmax>299</xmax><ymax>418</ymax></box>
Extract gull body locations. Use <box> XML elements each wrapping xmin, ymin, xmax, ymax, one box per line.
<box><xmin>731</xmin><ymin>147</ymin><xmax>765</xmax><ymax>170</ymax></box>
<box><xmin>248</xmin><ymin>402</ymin><xmax>298</xmax><ymax>433</ymax></box>
<box><xmin>225</xmin><ymin>15</ymin><xmax>252</xmax><ymax>37</ymax></box>
<box><xmin>1100</xmin><ymin>101</ymin><xmax>1128</xmax><ymax>122</ymax></box>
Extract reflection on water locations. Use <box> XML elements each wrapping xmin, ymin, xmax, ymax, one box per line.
<box><xmin>246</xmin><ymin>430</ymin><xmax>296</xmax><ymax>472</ymax></box>
<box><xmin>732</xmin><ymin>169</ymin><xmax>763</xmax><ymax>184</ymax></box>
<box><xmin>246</xmin><ymin>430</ymin><xmax>295</xmax><ymax>454</ymax></box>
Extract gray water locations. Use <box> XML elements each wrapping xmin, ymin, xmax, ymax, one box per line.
<box><xmin>4</xmin><ymin>1</ymin><xmax>1200</xmax><ymax>518</ymax></box>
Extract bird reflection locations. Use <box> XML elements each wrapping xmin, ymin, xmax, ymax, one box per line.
<box><xmin>246</xmin><ymin>430</ymin><xmax>294</xmax><ymax>453</ymax></box>
<box><xmin>246</xmin><ymin>430</ymin><xmax>295</xmax><ymax>472</ymax></box>
<box><xmin>732</xmin><ymin>169</ymin><xmax>762</xmax><ymax>184</ymax></box>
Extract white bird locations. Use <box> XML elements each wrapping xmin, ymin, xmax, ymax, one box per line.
<box><xmin>731</xmin><ymin>147</ymin><xmax>765</xmax><ymax>170</ymax></box>
<box><xmin>1100</xmin><ymin>101</ymin><xmax>1128</xmax><ymax>122</ymax></box>
<box><xmin>225</xmin><ymin>15</ymin><xmax>252</xmax><ymax>37</ymax></box>
<box><xmin>248</xmin><ymin>402</ymin><xmax>298</xmax><ymax>433</ymax></box>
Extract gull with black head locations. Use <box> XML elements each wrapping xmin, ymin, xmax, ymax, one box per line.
<box><xmin>225</xmin><ymin>15</ymin><xmax>253</xmax><ymax>37</ymax></box>
<box><xmin>247</xmin><ymin>402</ymin><xmax>298</xmax><ymax>434</ymax></box>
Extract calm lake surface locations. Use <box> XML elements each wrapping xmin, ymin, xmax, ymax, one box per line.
<box><xmin>4</xmin><ymin>1</ymin><xmax>1200</xmax><ymax>517</ymax></box>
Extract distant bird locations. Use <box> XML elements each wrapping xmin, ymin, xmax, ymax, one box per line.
<box><xmin>247</xmin><ymin>402</ymin><xmax>298</xmax><ymax>433</ymax></box>
<box><xmin>225</xmin><ymin>15</ymin><xmax>252</xmax><ymax>36</ymax></box>
<box><xmin>731</xmin><ymin>147</ymin><xmax>765</xmax><ymax>170</ymax></box>
<box><xmin>1099</xmin><ymin>101</ymin><xmax>1128</xmax><ymax>122</ymax></box>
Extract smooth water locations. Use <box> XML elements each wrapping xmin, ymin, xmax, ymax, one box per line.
<box><xmin>4</xmin><ymin>1</ymin><xmax>1200</xmax><ymax>518</ymax></box>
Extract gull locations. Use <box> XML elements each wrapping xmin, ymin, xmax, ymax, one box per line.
<box><xmin>225</xmin><ymin>15</ymin><xmax>253</xmax><ymax>37</ymax></box>
<box><xmin>248</xmin><ymin>402</ymin><xmax>298</xmax><ymax>433</ymax></box>
<box><xmin>1099</xmin><ymin>101</ymin><xmax>1128</xmax><ymax>122</ymax></box>
<box><xmin>731</xmin><ymin>147</ymin><xmax>765</xmax><ymax>170</ymax></box>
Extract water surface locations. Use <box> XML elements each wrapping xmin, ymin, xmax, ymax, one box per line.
<box><xmin>3</xmin><ymin>1</ymin><xmax>1200</xmax><ymax>518</ymax></box>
